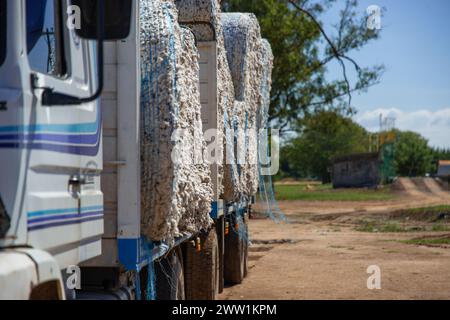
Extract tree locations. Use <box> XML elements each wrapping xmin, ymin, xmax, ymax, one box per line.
<box><xmin>430</xmin><ymin>147</ymin><xmax>450</xmax><ymax>174</ymax></box>
<box><xmin>222</xmin><ymin>0</ymin><xmax>384</xmax><ymax>133</ymax></box>
<box><xmin>393</xmin><ymin>131</ymin><xmax>433</xmax><ymax>177</ymax></box>
<box><xmin>281</xmin><ymin>110</ymin><xmax>369</xmax><ymax>182</ymax></box>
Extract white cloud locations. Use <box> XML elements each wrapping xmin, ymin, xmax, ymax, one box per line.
<box><xmin>355</xmin><ymin>108</ymin><xmax>450</xmax><ymax>149</ymax></box>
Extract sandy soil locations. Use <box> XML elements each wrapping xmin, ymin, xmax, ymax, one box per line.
<box><xmin>219</xmin><ymin>178</ymin><xmax>450</xmax><ymax>300</ymax></box>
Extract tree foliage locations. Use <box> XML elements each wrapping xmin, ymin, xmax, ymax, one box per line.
<box><xmin>222</xmin><ymin>0</ymin><xmax>384</xmax><ymax>133</ymax></box>
<box><xmin>430</xmin><ymin>147</ymin><xmax>450</xmax><ymax>173</ymax></box>
<box><xmin>391</xmin><ymin>131</ymin><xmax>450</xmax><ymax>177</ymax></box>
<box><xmin>280</xmin><ymin>110</ymin><xmax>369</xmax><ymax>182</ymax></box>
<box><xmin>393</xmin><ymin>133</ymin><xmax>450</xmax><ymax>177</ymax></box>
<box><xmin>393</xmin><ymin>131</ymin><xmax>433</xmax><ymax>177</ymax></box>
<box><xmin>279</xmin><ymin>113</ymin><xmax>449</xmax><ymax>181</ymax></box>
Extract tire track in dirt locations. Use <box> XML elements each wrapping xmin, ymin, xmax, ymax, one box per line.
<box><xmin>423</xmin><ymin>178</ymin><xmax>450</xmax><ymax>200</ymax></box>
<box><xmin>395</xmin><ymin>177</ymin><xmax>425</xmax><ymax>197</ymax></box>
<box><xmin>220</xmin><ymin>180</ymin><xmax>450</xmax><ymax>300</ymax></box>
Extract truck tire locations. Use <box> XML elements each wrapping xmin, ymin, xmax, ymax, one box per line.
<box><xmin>184</xmin><ymin>229</ymin><xmax>220</xmax><ymax>300</ymax></box>
<box><xmin>155</xmin><ymin>248</ymin><xmax>185</xmax><ymax>300</ymax></box>
<box><xmin>224</xmin><ymin>216</ymin><xmax>247</xmax><ymax>285</ymax></box>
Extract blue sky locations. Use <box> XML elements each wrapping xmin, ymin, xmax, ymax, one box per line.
<box><xmin>322</xmin><ymin>0</ymin><xmax>450</xmax><ymax>148</ymax></box>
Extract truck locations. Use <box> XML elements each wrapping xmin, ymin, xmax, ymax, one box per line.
<box><xmin>0</xmin><ymin>0</ymin><xmax>271</xmax><ymax>300</ymax></box>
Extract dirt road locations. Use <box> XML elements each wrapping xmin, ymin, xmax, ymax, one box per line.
<box><xmin>219</xmin><ymin>179</ymin><xmax>450</xmax><ymax>300</ymax></box>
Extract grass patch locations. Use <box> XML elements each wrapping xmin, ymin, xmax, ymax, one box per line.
<box><xmin>400</xmin><ymin>205</ymin><xmax>450</xmax><ymax>215</ymax></box>
<box><xmin>354</xmin><ymin>206</ymin><xmax>450</xmax><ymax>234</ymax></box>
<box><xmin>392</xmin><ymin>205</ymin><xmax>450</xmax><ymax>222</ymax></box>
<box><xmin>356</xmin><ymin>221</ymin><xmax>411</xmax><ymax>233</ymax></box>
<box><xmin>402</xmin><ymin>237</ymin><xmax>450</xmax><ymax>246</ymax></box>
<box><xmin>274</xmin><ymin>183</ymin><xmax>396</xmax><ymax>201</ymax></box>
<box><xmin>329</xmin><ymin>245</ymin><xmax>345</xmax><ymax>249</ymax></box>
<box><xmin>431</xmin><ymin>224</ymin><xmax>450</xmax><ymax>232</ymax></box>
<box><xmin>356</xmin><ymin>220</ymin><xmax>450</xmax><ymax>233</ymax></box>
<box><xmin>329</xmin><ymin>245</ymin><xmax>355</xmax><ymax>250</ymax></box>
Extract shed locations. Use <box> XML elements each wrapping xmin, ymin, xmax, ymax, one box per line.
<box><xmin>332</xmin><ymin>152</ymin><xmax>381</xmax><ymax>188</ymax></box>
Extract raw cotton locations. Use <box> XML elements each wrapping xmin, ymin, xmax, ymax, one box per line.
<box><xmin>221</xmin><ymin>13</ymin><xmax>265</xmax><ymax>199</ymax></box>
<box><xmin>175</xmin><ymin>0</ymin><xmax>242</xmax><ymax>202</ymax></box>
<box><xmin>140</xmin><ymin>0</ymin><xmax>213</xmax><ymax>243</ymax></box>
<box><xmin>257</xmin><ymin>39</ymin><xmax>285</xmax><ymax>221</ymax></box>
<box><xmin>257</xmin><ymin>39</ymin><xmax>274</xmax><ymax>132</ymax></box>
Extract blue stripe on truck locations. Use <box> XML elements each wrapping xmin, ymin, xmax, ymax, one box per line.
<box><xmin>28</xmin><ymin>215</ymin><xmax>103</xmax><ymax>231</ymax></box>
<box><xmin>28</xmin><ymin>206</ymin><xmax>103</xmax><ymax>218</ymax></box>
<box><xmin>27</xmin><ymin>206</ymin><xmax>104</xmax><ymax>231</ymax></box>
<box><xmin>0</xmin><ymin>104</ymin><xmax>101</xmax><ymax>156</ymax></box>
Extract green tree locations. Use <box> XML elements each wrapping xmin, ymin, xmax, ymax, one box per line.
<box><xmin>430</xmin><ymin>147</ymin><xmax>450</xmax><ymax>174</ymax></box>
<box><xmin>393</xmin><ymin>131</ymin><xmax>433</xmax><ymax>177</ymax></box>
<box><xmin>281</xmin><ymin>110</ymin><xmax>369</xmax><ymax>182</ymax></box>
<box><xmin>222</xmin><ymin>0</ymin><xmax>384</xmax><ymax>132</ymax></box>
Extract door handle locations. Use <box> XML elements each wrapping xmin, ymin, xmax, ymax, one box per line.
<box><xmin>68</xmin><ymin>176</ymin><xmax>85</xmax><ymax>199</ymax></box>
<box><xmin>69</xmin><ymin>176</ymin><xmax>86</xmax><ymax>186</ymax></box>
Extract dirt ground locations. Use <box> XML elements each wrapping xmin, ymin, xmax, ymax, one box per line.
<box><xmin>219</xmin><ymin>178</ymin><xmax>450</xmax><ymax>300</ymax></box>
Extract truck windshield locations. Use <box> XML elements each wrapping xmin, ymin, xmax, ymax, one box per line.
<box><xmin>0</xmin><ymin>0</ymin><xmax>6</xmax><ymax>67</ymax></box>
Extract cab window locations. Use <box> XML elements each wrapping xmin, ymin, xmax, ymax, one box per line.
<box><xmin>27</xmin><ymin>0</ymin><xmax>67</xmax><ymax>77</ymax></box>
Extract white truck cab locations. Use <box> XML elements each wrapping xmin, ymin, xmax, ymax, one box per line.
<box><xmin>0</xmin><ymin>0</ymin><xmax>131</xmax><ymax>299</ymax></box>
<box><xmin>1</xmin><ymin>0</ymin><xmax>260</xmax><ymax>300</ymax></box>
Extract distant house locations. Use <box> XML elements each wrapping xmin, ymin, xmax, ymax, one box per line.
<box><xmin>332</xmin><ymin>152</ymin><xmax>381</xmax><ymax>188</ymax></box>
<box><xmin>437</xmin><ymin>160</ymin><xmax>450</xmax><ymax>178</ymax></box>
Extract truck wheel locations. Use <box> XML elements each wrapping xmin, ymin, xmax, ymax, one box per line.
<box><xmin>155</xmin><ymin>248</ymin><xmax>185</xmax><ymax>300</ymax></box>
<box><xmin>224</xmin><ymin>216</ymin><xmax>246</xmax><ymax>285</ymax></box>
<box><xmin>185</xmin><ymin>229</ymin><xmax>220</xmax><ymax>300</ymax></box>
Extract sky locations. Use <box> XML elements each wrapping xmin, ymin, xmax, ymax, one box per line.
<box><xmin>322</xmin><ymin>0</ymin><xmax>450</xmax><ymax>148</ymax></box>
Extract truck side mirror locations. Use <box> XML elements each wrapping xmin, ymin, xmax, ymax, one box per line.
<box><xmin>72</xmin><ymin>0</ymin><xmax>132</xmax><ymax>40</ymax></box>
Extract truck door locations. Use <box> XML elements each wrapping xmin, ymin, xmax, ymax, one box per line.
<box><xmin>14</xmin><ymin>0</ymin><xmax>102</xmax><ymax>266</ymax></box>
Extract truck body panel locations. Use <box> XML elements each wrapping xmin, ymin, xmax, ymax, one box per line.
<box><xmin>82</xmin><ymin>1</ymin><xmax>141</xmax><ymax>268</ymax></box>
<box><xmin>198</xmin><ymin>41</ymin><xmax>220</xmax><ymax>204</ymax></box>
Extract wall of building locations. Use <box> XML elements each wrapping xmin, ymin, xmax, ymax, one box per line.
<box><xmin>332</xmin><ymin>153</ymin><xmax>381</xmax><ymax>188</ymax></box>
